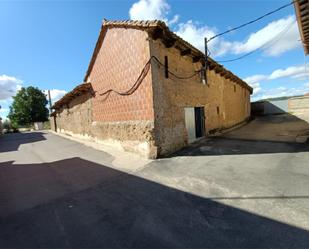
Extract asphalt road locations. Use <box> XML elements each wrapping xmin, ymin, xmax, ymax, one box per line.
<box><xmin>1</xmin><ymin>130</ymin><xmax>309</xmax><ymax>248</ymax></box>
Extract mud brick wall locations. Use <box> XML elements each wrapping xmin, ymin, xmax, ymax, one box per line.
<box><xmin>55</xmin><ymin>92</ymin><xmax>93</xmax><ymax>136</ymax></box>
<box><xmin>149</xmin><ymin>39</ymin><xmax>251</xmax><ymax>156</ymax></box>
<box><xmin>54</xmin><ymin>92</ymin><xmax>157</xmax><ymax>158</ymax></box>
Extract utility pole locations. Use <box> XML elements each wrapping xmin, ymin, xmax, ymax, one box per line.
<box><xmin>204</xmin><ymin>37</ymin><xmax>208</xmax><ymax>85</ymax></box>
<box><xmin>48</xmin><ymin>90</ymin><xmax>52</xmax><ymax>114</ymax></box>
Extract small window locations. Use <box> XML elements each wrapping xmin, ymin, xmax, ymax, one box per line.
<box><xmin>234</xmin><ymin>85</ymin><xmax>236</xmax><ymax>92</ymax></box>
<box><xmin>217</xmin><ymin>106</ymin><xmax>220</xmax><ymax>115</ymax></box>
<box><xmin>164</xmin><ymin>56</ymin><xmax>169</xmax><ymax>78</ymax></box>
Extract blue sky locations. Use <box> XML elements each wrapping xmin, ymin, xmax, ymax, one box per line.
<box><xmin>1</xmin><ymin>0</ymin><xmax>308</xmax><ymax>119</ymax></box>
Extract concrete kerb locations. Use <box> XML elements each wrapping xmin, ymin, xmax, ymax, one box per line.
<box><xmin>49</xmin><ymin>130</ymin><xmax>152</xmax><ymax>172</ymax></box>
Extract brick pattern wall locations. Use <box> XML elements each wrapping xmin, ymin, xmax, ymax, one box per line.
<box><xmin>149</xmin><ymin>39</ymin><xmax>251</xmax><ymax>155</ymax></box>
<box><xmin>89</xmin><ymin>28</ymin><xmax>154</xmax><ymax>122</ymax></box>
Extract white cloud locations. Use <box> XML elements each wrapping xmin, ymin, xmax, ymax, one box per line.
<box><xmin>244</xmin><ymin>65</ymin><xmax>309</xmax><ymax>84</ymax></box>
<box><xmin>175</xmin><ymin>20</ymin><xmax>233</xmax><ymax>57</ymax></box>
<box><xmin>244</xmin><ymin>74</ymin><xmax>268</xmax><ymax>84</ymax></box>
<box><xmin>44</xmin><ymin>89</ymin><xmax>67</xmax><ymax>102</ymax></box>
<box><xmin>174</xmin><ymin>15</ymin><xmax>300</xmax><ymax>58</ymax></box>
<box><xmin>168</xmin><ymin>14</ymin><xmax>179</xmax><ymax>25</ymax></box>
<box><xmin>129</xmin><ymin>0</ymin><xmax>170</xmax><ymax>21</ymax></box>
<box><xmin>175</xmin><ymin>20</ymin><xmax>215</xmax><ymax>52</ymax></box>
<box><xmin>253</xmin><ymin>84</ymin><xmax>309</xmax><ymax>101</ymax></box>
<box><xmin>245</xmin><ymin>66</ymin><xmax>309</xmax><ymax>100</ymax></box>
<box><xmin>0</xmin><ymin>74</ymin><xmax>23</xmax><ymax>100</ymax></box>
<box><xmin>128</xmin><ymin>1</ymin><xmax>300</xmax><ymax>58</ymax></box>
<box><xmin>269</xmin><ymin>65</ymin><xmax>309</xmax><ymax>80</ymax></box>
<box><xmin>230</xmin><ymin>16</ymin><xmax>300</xmax><ymax>56</ymax></box>
<box><xmin>250</xmin><ymin>82</ymin><xmax>262</xmax><ymax>96</ymax></box>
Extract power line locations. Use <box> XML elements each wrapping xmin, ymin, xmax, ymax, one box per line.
<box><xmin>208</xmin><ymin>0</ymin><xmax>295</xmax><ymax>42</ymax></box>
<box><xmin>99</xmin><ymin>57</ymin><xmax>152</xmax><ymax>99</ymax></box>
<box><xmin>151</xmin><ymin>56</ymin><xmax>201</xmax><ymax>80</ymax></box>
<box><xmin>216</xmin><ymin>20</ymin><xmax>296</xmax><ymax>63</ymax></box>
<box><xmin>98</xmin><ymin>56</ymin><xmax>200</xmax><ymax>101</ymax></box>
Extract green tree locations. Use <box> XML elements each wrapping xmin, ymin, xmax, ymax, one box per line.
<box><xmin>8</xmin><ymin>86</ymin><xmax>49</xmax><ymax>127</ymax></box>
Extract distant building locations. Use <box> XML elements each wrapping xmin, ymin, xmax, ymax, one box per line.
<box><xmin>52</xmin><ymin>20</ymin><xmax>252</xmax><ymax>158</ymax></box>
<box><xmin>0</xmin><ymin>117</ymin><xmax>2</xmax><ymax>135</ymax></box>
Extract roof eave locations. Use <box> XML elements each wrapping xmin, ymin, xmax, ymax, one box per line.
<box><xmin>294</xmin><ymin>0</ymin><xmax>309</xmax><ymax>55</ymax></box>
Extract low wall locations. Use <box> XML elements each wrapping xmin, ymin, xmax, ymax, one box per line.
<box><xmin>53</xmin><ymin>93</ymin><xmax>157</xmax><ymax>158</ymax></box>
<box><xmin>289</xmin><ymin>96</ymin><xmax>309</xmax><ymax>112</ymax></box>
<box><xmin>289</xmin><ymin>96</ymin><xmax>309</xmax><ymax>123</ymax></box>
<box><xmin>252</xmin><ymin>96</ymin><xmax>309</xmax><ymax>116</ymax></box>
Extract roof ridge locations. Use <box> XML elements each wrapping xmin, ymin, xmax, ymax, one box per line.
<box><xmin>84</xmin><ymin>19</ymin><xmax>252</xmax><ymax>93</ymax></box>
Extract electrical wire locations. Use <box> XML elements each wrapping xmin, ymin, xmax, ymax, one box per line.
<box><xmin>99</xmin><ymin>57</ymin><xmax>152</xmax><ymax>100</ymax></box>
<box><xmin>98</xmin><ymin>56</ymin><xmax>200</xmax><ymax>100</ymax></box>
<box><xmin>216</xmin><ymin>20</ymin><xmax>296</xmax><ymax>63</ymax></box>
<box><xmin>151</xmin><ymin>56</ymin><xmax>201</xmax><ymax>80</ymax></box>
<box><xmin>208</xmin><ymin>0</ymin><xmax>295</xmax><ymax>42</ymax></box>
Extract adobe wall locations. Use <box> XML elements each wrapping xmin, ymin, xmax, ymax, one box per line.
<box><xmin>149</xmin><ymin>39</ymin><xmax>251</xmax><ymax>156</ymax></box>
<box><xmin>54</xmin><ymin>92</ymin><xmax>93</xmax><ymax>136</ymax></box>
<box><xmin>53</xmin><ymin>92</ymin><xmax>156</xmax><ymax>158</ymax></box>
<box><xmin>55</xmin><ymin>28</ymin><xmax>158</xmax><ymax>158</ymax></box>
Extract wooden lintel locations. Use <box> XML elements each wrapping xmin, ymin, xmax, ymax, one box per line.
<box><xmin>150</xmin><ymin>27</ymin><xmax>163</xmax><ymax>40</ymax></box>
<box><xmin>215</xmin><ymin>66</ymin><xmax>223</xmax><ymax>74</ymax></box>
<box><xmin>192</xmin><ymin>56</ymin><xmax>202</xmax><ymax>63</ymax></box>
<box><xmin>162</xmin><ymin>38</ymin><xmax>176</xmax><ymax>48</ymax></box>
<box><xmin>208</xmin><ymin>63</ymin><xmax>216</xmax><ymax>70</ymax></box>
<box><xmin>224</xmin><ymin>73</ymin><xmax>232</xmax><ymax>79</ymax></box>
<box><xmin>180</xmin><ymin>49</ymin><xmax>191</xmax><ymax>56</ymax></box>
<box><xmin>231</xmin><ymin>76</ymin><xmax>238</xmax><ymax>82</ymax></box>
<box><xmin>220</xmin><ymin>71</ymin><xmax>227</xmax><ymax>77</ymax></box>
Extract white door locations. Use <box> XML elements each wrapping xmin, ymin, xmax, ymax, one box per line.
<box><xmin>184</xmin><ymin>107</ymin><xmax>196</xmax><ymax>143</ymax></box>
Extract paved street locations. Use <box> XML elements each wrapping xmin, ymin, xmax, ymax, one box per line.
<box><xmin>1</xmin><ymin>127</ymin><xmax>309</xmax><ymax>247</ymax></box>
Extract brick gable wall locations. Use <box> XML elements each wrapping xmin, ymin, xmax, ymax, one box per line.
<box><xmin>89</xmin><ymin>28</ymin><xmax>154</xmax><ymax>122</ymax></box>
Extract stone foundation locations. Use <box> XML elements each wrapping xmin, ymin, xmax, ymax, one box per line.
<box><xmin>55</xmin><ymin>113</ymin><xmax>157</xmax><ymax>158</ymax></box>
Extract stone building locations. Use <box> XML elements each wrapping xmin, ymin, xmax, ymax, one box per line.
<box><xmin>51</xmin><ymin>20</ymin><xmax>252</xmax><ymax>158</ymax></box>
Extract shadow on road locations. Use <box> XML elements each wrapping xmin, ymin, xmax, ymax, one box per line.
<box><xmin>169</xmin><ymin>136</ymin><xmax>309</xmax><ymax>157</ymax></box>
<box><xmin>1</xmin><ymin>157</ymin><xmax>309</xmax><ymax>247</ymax></box>
<box><xmin>0</xmin><ymin>132</ymin><xmax>46</xmax><ymax>153</ymax></box>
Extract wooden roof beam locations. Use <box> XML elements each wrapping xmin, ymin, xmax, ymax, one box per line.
<box><xmin>208</xmin><ymin>63</ymin><xmax>216</xmax><ymax>70</ymax></box>
<box><xmin>180</xmin><ymin>48</ymin><xmax>191</xmax><ymax>56</ymax></box>
<box><xmin>192</xmin><ymin>55</ymin><xmax>202</xmax><ymax>63</ymax></box>
<box><xmin>150</xmin><ymin>27</ymin><xmax>163</xmax><ymax>40</ymax></box>
<box><xmin>214</xmin><ymin>65</ymin><xmax>224</xmax><ymax>74</ymax></box>
<box><xmin>224</xmin><ymin>73</ymin><xmax>233</xmax><ymax>80</ymax></box>
<box><xmin>162</xmin><ymin>37</ymin><xmax>176</xmax><ymax>48</ymax></box>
